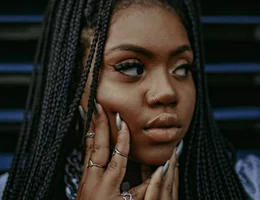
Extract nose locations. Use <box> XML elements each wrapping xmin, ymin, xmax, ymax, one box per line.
<box><xmin>146</xmin><ymin>72</ymin><xmax>178</xmax><ymax>106</ymax></box>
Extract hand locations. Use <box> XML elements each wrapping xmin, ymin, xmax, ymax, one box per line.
<box><xmin>76</xmin><ymin>103</ymin><xmax>180</xmax><ymax>200</ymax></box>
<box><xmin>129</xmin><ymin>144</ymin><xmax>180</xmax><ymax>200</ymax></box>
<box><xmin>76</xmin><ymin>103</ymin><xmax>132</xmax><ymax>200</ymax></box>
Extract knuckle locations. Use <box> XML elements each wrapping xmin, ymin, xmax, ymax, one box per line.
<box><xmin>92</xmin><ymin>144</ymin><xmax>101</xmax><ymax>153</ymax></box>
<box><xmin>164</xmin><ymin>183</ymin><xmax>173</xmax><ymax>195</ymax></box>
<box><xmin>144</xmin><ymin>178</ymin><xmax>151</xmax><ymax>186</ymax></box>
<box><xmin>94</xmin><ymin>117</ymin><xmax>108</xmax><ymax>126</ymax></box>
<box><xmin>153</xmin><ymin>181</ymin><xmax>162</xmax><ymax>189</ymax></box>
<box><xmin>129</xmin><ymin>187</ymin><xmax>139</xmax><ymax>199</ymax></box>
<box><xmin>107</xmin><ymin>160</ymin><xmax>118</xmax><ymax>171</ymax></box>
<box><xmin>86</xmin><ymin>143</ymin><xmax>93</xmax><ymax>151</ymax></box>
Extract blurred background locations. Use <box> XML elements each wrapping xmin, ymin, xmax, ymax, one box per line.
<box><xmin>0</xmin><ymin>0</ymin><xmax>260</xmax><ymax>174</ymax></box>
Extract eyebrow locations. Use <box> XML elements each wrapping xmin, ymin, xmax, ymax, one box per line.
<box><xmin>104</xmin><ymin>44</ymin><xmax>192</xmax><ymax>58</ymax></box>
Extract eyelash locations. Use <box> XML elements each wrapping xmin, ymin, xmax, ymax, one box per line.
<box><xmin>111</xmin><ymin>62</ymin><xmax>197</xmax><ymax>77</ymax></box>
<box><xmin>173</xmin><ymin>64</ymin><xmax>195</xmax><ymax>75</ymax></box>
<box><xmin>113</xmin><ymin>62</ymin><xmax>144</xmax><ymax>75</ymax></box>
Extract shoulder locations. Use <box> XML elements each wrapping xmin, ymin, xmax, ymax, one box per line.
<box><xmin>235</xmin><ymin>154</ymin><xmax>260</xmax><ymax>200</ymax></box>
<box><xmin>0</xmin><ymin>173</ymin><xmax>8</xmax><ymax>199</ymax></box>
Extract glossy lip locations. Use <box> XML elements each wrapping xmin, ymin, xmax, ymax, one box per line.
<box><xmin>143</xmin><ymin>113</ymin><xmax>181</xmax><ymax>142</ymax></box>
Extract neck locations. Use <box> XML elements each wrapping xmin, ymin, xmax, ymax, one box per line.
<box><xmin>122</xmin><ymin>160</ymin><xmax>142</xmax><ymax>190</ymax></box>
<box><xmin>121</xmin><ymin>160</ymin><xmax>156</xmax><ymax>191</ymax></box>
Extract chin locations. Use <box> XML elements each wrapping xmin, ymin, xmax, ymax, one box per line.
<box><xmin>130</xmin><ymin>146</ymin><xmax>174</xmax><ymax>166</ymax></box>
<box><xmin>143</xmin><ymin>157</ymin><xmax>169</xmax><ymax>166</ymax></box>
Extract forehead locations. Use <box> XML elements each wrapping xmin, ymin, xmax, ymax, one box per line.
<box><xmin>105</xmin><ymin>4</ymin><xmax>190</xmax><ymax>52</ymax></box>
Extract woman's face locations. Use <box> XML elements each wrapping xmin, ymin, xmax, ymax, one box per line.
<box><xmin>82</xmin><ymin>4</ymin><xmax>196</xmax><ymax>165</ymax></box>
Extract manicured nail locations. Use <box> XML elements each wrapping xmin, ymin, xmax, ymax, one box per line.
<box><xmin>116</xmin><ymin>113</ymin><xmax>122</xmax><ymax>131</ymax></box>
<box><xmin>93</xmin><ymin>98</ymin><xmax>99</xmax><ymax>115</ymax></box>
<box><xmin>161</xmin><ymin>160</ymin><xmax>170</xmax><ymax>178</ymax></box>
<box><xmin>78</xmin><ymin>105</ymin><xmax>87</xmax><ymax>120</ymax></box>
<box><xmin>176</xmin><ymin>140</ymin><xmax>184</xmax><ymax>159</ymax></box>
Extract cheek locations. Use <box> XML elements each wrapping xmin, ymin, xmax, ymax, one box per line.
<box><xmin>96</xmin><ymin>77</ymin><xmax>143</xmax><ymax>144</ymax></box>
<box><xmin>97</xmin><ymin>80</ymin><xmax>140</xmax><ymax>112</ymax></box>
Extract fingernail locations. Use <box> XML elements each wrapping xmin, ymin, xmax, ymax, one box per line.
<box><xmin>93</xmin><ymin>98</ymin><xmax>99</xmax><ymax>115</ymax></box>
<box><xmin>176</xmin><ymin>140</ymin><xmax>184</xmax><ymax>159</ymax></box>
<box><xmin>78</xmin><ymin>105</ymin><xmax>87</xmax><ymax>121</ymax></box>
<box><xmin>161</xmin><ymin>160</ymin><xmax>170</xmax><ymax>178</ymax></box>
<box><xmin>116</xmin><ymin>113</ymin><xmax>122</xmax><ymax>131</ymax></box>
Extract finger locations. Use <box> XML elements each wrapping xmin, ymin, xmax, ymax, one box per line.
<box><xmin>85</xmin><ymin>120</ymin><xmax>95</xmax><ymax>163</ymax></box>
<box><xmin>128</xmin><ymin>178</ymin><xmax>150</xmax><ymax>200</ymax></box>
<box><xmin>172</xmin><ymin>167</ymin><xmax>179</xmax><ymax>200</ymax></box>
<box><xmin>83</xmin><ymin>103</ymin><xmax>110</xmax><ymax>188</ymax></box>
<box><xmin>76</xmin><ymin>120</ymin><xmax>95</xmax><ymax>200</ymax></box>
<box><xmin>161</xmin><ymin>148</ymin><xmax>177</xmax><ymax>199</ymax></box>
<box><xmin>102</xmin><ymin>120</ymin><xmax>130</xmax><ymax>190</ymax></box>
<box><xmin>144</xmin><ymin>166</ymin><xmax>163</xmax><ymax>200</ymax></box>
<box><xmin>89</xmin><ymin>103</ymin><xmax>110</xmax><ymax>165</ymax></box>
<box><xmin>82</xmin><ymin>120</ymin><xmax>95</xmax><ymax>182</ymax></box>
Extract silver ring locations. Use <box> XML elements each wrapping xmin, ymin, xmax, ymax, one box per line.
<box><xmin>86</xmin><ymin>132</ymin><xmax>95</xmax><ymax>138</ymax></box>
<box><xmin>87</xmin><ymin>159</ymin><xmax>105</xmax><ymax>168</ymax></box>
<box><xmin>113</xmin><ymin>148</ymin><xmax>127</xmax><ymax>158</ymax></box>
<box><xmin>121</xmin><ymin>191</ymin><xmax>133</xmax><ymax>200</ymax></box>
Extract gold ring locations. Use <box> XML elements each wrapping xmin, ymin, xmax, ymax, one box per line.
<box><xmin>87</xmin><ymin>159</ymin><xmax>105</xmax><ymax>168</ymax></box>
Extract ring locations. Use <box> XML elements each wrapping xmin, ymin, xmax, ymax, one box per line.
<box><xmin>121</xmin><ymin>191</ymin><xmax>133</xmax><ymax>200</ymax></box>
<box><xmin>112</xmin><ymin>148</ymin><xmax>127</xmax><ymax>158</ymax></box>
<box><xmin>87</xmin><ymin>159</ymin><xmax>105</xmax><ymax>168</ymax></box>
<box><xmin>86</xmin><ymin>132</ymin><xmax>95</xmax><ymax>138</ymax></box>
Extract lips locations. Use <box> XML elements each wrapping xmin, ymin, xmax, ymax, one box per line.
<box><xmin>143</xmin><ymin>113</ymin><xmax>181</xmax><ymax>142</ymax></box>
<box><xmin>145</xmin><ymin>113</ymin><xmax>181</xmax><ymax>129</ymax></box>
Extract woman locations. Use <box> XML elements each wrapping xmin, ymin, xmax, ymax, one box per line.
<box><xmin>1</xmin><ymin>0</ymin><xmax>257</xmax><ymax>199</ymax></box>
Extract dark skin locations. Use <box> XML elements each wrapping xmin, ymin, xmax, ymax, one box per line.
<box><xmin>78</xmin><ymin>3</ymin><xmax>196</xmax><ymax>200</ymax></box>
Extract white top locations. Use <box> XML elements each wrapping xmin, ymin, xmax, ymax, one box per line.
<box><xmin>235</xmin><ymin>154</ymin><xmax>260</xmax><ymax>200</ymax></box>
<box><xmin>0</xmin><ymin>173</ymin><xmax>8</xmax><ymax>200</ymax></box>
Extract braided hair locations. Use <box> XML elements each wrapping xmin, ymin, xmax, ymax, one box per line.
<box><xmin>3</xmin><ymin>0</ymin><xmax>248</xmax><ymax>199</ymax></box>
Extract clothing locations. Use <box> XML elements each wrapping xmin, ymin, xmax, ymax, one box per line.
<box><xmin>235</xmin><ymin>154</ymin><xmax>260</xmax><ymax>200</ymax></box>
<box><xmin>0</xmin><ymin>154</ymin><xmax>260</xmax><ymax>200</ymax></box>
<box><xmin>0</xmin><ymin>173</ymin><xmax>8</xmax><ymax>200</ymax></box>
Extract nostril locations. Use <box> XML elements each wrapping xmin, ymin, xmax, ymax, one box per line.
<box><xmin>152</xmin><ymin>101</ymin><xmax>177</xmax><ymax>108</ymax></box>
<box><xmin>147</xmin><ymin>92</ymin><xmax>178</xmax><ymax>106</ymax></box>
<box><xmin>155</xmin><ymin>96</ymin><xmax>177</xmax><ymax>106</ymax></box>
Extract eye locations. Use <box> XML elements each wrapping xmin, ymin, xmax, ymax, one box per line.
<box><xmin>113</xmin><ymin>62</ymin><xmax>144</xmax><ymax>77</ymax></box>
<box><xmin>172</xmin><ymin>64</ymin><xmax>193</xmax><ymax>77</ymax></box>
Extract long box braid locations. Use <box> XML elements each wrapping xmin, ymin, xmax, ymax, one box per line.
<box><xmin>3</xmin><ymin>0</ymin><xmax>248</xmax><ymax>199</ymax></box>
